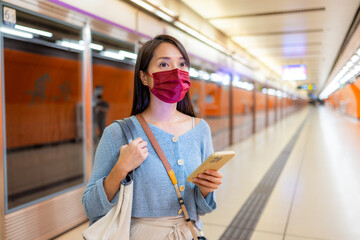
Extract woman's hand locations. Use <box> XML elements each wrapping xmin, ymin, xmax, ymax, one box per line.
<box><xmin>192</xmin><ymin>170</ymin><xmax>223</xmax><ymax>198</ymax></box>
<box><xmin>116</xmin><ymin>137</ymin><xmax>149</xmax><ymax>175</ymax></box>
<box><xmin>104</xmin><ymin>137</ymin><xmax>148</xmax><ymax>202</ymax></box>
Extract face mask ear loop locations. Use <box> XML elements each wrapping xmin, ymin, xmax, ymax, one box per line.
<box><xmin>145</xmin><ymin>72</ymin><xmax>153</xmax><ymax>78</ymax></box>
<box><xmin>143</xmin><ymin>72</ymin><xmax>153</xmax><ymax>90</ymax></box>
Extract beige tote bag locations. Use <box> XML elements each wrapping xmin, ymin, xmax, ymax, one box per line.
<box><xmin>82</xmin><ymin>181</ymin><xmax>133</xmax><ymax>240</ymax></box>
<box><xmin>82</xmin><ymin>118</ymin><xmax>135</xmax><ymax>240</ymax></box>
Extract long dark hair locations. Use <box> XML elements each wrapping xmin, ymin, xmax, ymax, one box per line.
<box><xmin>131</xmin><ymin>35</ymin><xmax>195</xmax><ymax>117</ymax></box>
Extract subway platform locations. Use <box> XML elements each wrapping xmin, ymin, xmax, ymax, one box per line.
<box><xmin>55</xmin><ymin>106</ymin><xmax>360</xmax><ymax>240</ymax></box>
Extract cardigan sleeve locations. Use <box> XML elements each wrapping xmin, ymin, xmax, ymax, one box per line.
<box><xmin>194</xmin><ymin>120</ymin><xmax>217</xmax><ymax>215</ymax></box>
<box><xmin>82</xmin><ymin>123</ymin><xmax>130</xmax><ymax>225</ymax></box>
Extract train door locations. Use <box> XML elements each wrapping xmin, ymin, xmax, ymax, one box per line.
<box><xmin>204</xmin><ymin>77</ymin><xmax>231</xmax><ymax>151</ymax></box>
<box><xmin>0</xmin><ymin>5</ymin><xmax>87</xmax><ymax>239</ymax></box>
<box><xmin>91</xmin><ymin>33</ymin><xmax>136</xmax><ymax>150</ymax></box>
<box><xmin>232</xmin><ymin>75</ymin><xmax>254</xmax><ymax>143</ymax></box>
<box><xmin>255</xmin><ymin>84</ymin><xmax>267</xmax><ymax>132</ymax></box>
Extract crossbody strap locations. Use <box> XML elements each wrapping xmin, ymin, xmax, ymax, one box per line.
<box><xmin>135</xmin><ymin>114</ymin><xmax>199</xmax><ymax>240</ymax></box>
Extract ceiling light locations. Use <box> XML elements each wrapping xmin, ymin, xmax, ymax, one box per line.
<box><xmin>119</xmin><ymin>50</ymin><xmax>137</xmax><ymax>59</ymax></box>
<box><xmin>346</xmin><ymin>61</ymin><xmax>353</xmax><ymax>68</ymax></box>
<box><xmin>79</xmin><ymin>40</ymin><xmax>104</xmax><ymax>51</ymax></box>
<box><xmin>268</xmin><ymin>89</ymin><xmax>276</xmax><ymax>95</ymax></box>
<box><xmin>355</xmin><ymin>65</ymin><xmax>360</xmax><ymax>72</ymax></box>
<box><xmin>130</xmin><ymin>0</ymin><xmax>155</xmax><ymax>11</ymax></box>
<box><xmin>351</xmin><ymin>54</ymin><xmax>359</xmax><ymax>63</ymax></box>
<box><xmin>144</xmin><ymin>0</ymin><xmax>174</xmax><ymax>22</ymax></box>
<box><xmin>233</xmin><ymin>54</ymin><xmax>250</xmax><ymax>66</ymax></box>
<box><xmin>158</xmin><ymin>6</ymin><xmax>175</xmax><ymax>17</ymax></box>
<box><xmin>199</xmin><ymin>70</ymin><xmax>210</xmax><ymax>80</ymax></box>
<box><xmin>210</xmin><ymin>73</ymin><xmax>221</xmax><ymax>82</ymax></box>
<box><xmin>189</xmin><ymin>68</ymin><xmax>199</xmax><ymax>78</ymax></box>
<box><xmin>340</xmin><ymin>77</ymin><xmax>347</xmax><ymax>84</ymax></box>
<box><xmin>0</xmin><ymin>27</ymin><xmax>33</xmax><ymax>38</ymax></box>
<box><xmin>100</xmin><ymin>51</ymin><xmax>125</xmax><ymax>60</ymax></box>
<box><xmin>174</xmin><ymin>21</ymin><xmax>229</xmax><ymax>54</ymax></box>
<box><xmin>56</xmin><ymin>40</ymin><xmax>84</xmax><ymax>51</ymax></box>
<box><xmin>90</xmin><ymin>43</ymin><xmax>104</xmax><ymax>51</ymax></box>
<box><xmin>320</xmin><ymin>79</ymin><xmax>341</xmax><ymax>99</ymax></box>
<box><xmin>232</xmin><ymin>74</ymin><xmax>241</xmax><ymax>84</ymax></box>
<box><xmin>15</xmin><ymin>25</ymin><xmax>53</xmax><ymax>37</ymax></box>
<box><xmin>246</xmin><ymin>82</ymin><xmax>254</xmax><ymax>91</ymax></box>
<box><xmin>147</xmin><ymin>0</ymin><xmax>176</xmax><ymax>16</ymax></box>
<box><xmin>154</xmin><ymin>10</ymin><xmax>173</xmax><ymax>22</ymax></box>
<box><xmin>234</xmin><ymin>81</ymin><xmax>254</xmax><ymax>91</ymax></box>
<box><xmin>222</xmin><ymin>74</ymin><xmax>231</xmax><ymax>85</ymax></box>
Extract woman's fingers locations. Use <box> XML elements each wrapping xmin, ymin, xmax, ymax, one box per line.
<box><xmin>197</xmin><ymin>173</ymin><xmax>222</xmax><ymax>184</ymax></box>
<box><xmin>196</xmin><ymin>170</ymin><xmax>222</xmax><ymax>183</ymax></box>
<box><xmin>138</xmin><ymin>140</ymin><xmax>148</xmax><ymax>149</ymax></box>
<box><xmin>193</xmin><ymin>178</ymin><xmax>219</xmax><ymax>190</ymax></box>
<box><xmin>192</xmin><ymin>170</ymin><xmax>223</xmax><ymax>197</ymax></box>
<box><xmin>203</xmin><ymin>169</ymin><xmax>223</xmax><ymax>178</ymax></box>
<box><xmin>131</xmin><ymin>137</ymin><xmax>143</xmax><ymax>145</ymax></box>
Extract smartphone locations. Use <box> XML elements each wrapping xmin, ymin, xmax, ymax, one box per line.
<box><xmin>186</xmin><ymin>150</ymin><xmax>235</xmax><ymax>182</ymax></box>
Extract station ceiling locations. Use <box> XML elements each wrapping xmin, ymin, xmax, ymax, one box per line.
<box><xmin>181</xmin><ymin>0</ymin><xmax>360</xmax><ymax>93</ymax></box>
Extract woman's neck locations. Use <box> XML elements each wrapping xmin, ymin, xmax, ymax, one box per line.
<box><xmin>142</xmin><ymin>96</ymin><xmax>179</xmax><ymax>123</ymax></box>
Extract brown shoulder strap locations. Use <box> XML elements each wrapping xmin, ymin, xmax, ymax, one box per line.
<box><xmin>135</xmin><ymin>114</ymin><xmax>199</xmax><ymax>239</ymax></box>
<box><xmin>136</xmin><ymin>114</ymin><xmax>171</xmax><ymax>171</ymax></box>
<box><xmin>135</xmin><ymin>114</ymin><xmax>177</xmax><ymax>185</ymax></box>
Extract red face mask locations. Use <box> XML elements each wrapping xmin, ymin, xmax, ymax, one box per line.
<box><xmin>145</xmin><ymin>68</ymin><xmax>191</xmax><ymax>104</ymax></box>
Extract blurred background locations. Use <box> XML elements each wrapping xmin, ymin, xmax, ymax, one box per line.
<box><xmin>0</xmin><ymin>0</ymin><xmax>359</xmax><ymax>239</ymax></box>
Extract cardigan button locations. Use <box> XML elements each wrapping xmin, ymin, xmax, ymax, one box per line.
<box><xmin>172</xmin><ymin>136</ymin><xmax>178</xmax><ymax>142</ymax></box>
<box><xmin>177</xmin><ymin>159</ymin><xmax>184</xmax><ymax>166</ymax></box>
<box><xmin>179</xmin><ymin>185</ymin><xmax>185</xmax><ymax>191</ymax></box>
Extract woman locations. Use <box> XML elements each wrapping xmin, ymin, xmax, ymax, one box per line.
<box><xmin>82</xmin><ymin>35</ymin><xmax>223</xmax><ymax>239</ymax></box>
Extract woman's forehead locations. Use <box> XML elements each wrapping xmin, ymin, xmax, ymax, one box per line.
<box><xmin>152</xmin><ymin>42</ymin><xmax>184</xmax><ymax>59</ymax></box>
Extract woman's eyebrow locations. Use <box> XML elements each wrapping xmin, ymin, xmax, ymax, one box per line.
<box><xmin>156</xmin><ymin>56</ymin><xmax>185</xmax><ymax>60</ymax></box>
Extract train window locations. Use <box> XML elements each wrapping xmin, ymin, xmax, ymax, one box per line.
<box><xmin>91</xmin><ymin>33</ymin><xmax>135</xmax><ymax>147</ymax></box>
<box><xmin>3</xmin><ymin>8</ymin><xmax>84</xmax><ymax>210</ymax></box>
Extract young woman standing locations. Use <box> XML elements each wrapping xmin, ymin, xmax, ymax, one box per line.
<box><xmin>83</xmin><ymin>35</ymin><xmax>223</xmax><ymax>239</ymax></box>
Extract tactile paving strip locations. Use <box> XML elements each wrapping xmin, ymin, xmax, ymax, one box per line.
<box><xmin>220</xmin><ymin>118</ymin><xmax>308</xmax><ymax>240</ymax></box>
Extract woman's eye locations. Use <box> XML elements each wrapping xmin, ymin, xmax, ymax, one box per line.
<box><xmin>180</xmin><ymin>62</ymin><xmax>188</xmax><ymax>68</ymax></box>
<box><xmin>160</xmin><ymin>62</ymin><xmax>168</xmax><ymax>68</ymax></box>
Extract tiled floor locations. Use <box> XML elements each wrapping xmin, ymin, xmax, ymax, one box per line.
<box><xmin>56</xmin><ymin>106</ymin><xmax>360</xmax><ymax>240</ymax></box>
<box><xmin>252</xmin><ymin>106</ymin><xmax>360</xmax><ymax>240</ymax></box>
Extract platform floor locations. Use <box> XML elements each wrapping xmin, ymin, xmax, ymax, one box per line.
<box><xmin>55</xmin><ymin>106</ymin><xmax>360</xmax><ymax>240</ymax></box>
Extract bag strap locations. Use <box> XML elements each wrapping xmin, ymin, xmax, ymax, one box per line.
<box><xmin>114</xmin><ymin>117</ymin><xmax>135</xmax><ymax>180</ymax></box>
<box><xmin>115</xmin><ymin>118</ymin><xmax>134</xmax><ymax>143</ymax></box>
<box><xmin>135</xmin><ymin>114</ymin><xmax>199</xmax><ymax>240</ymax></box>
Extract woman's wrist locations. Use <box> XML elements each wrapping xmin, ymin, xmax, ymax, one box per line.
<box><xmin>114</xmin><ymin>161</ymin><xmax>130</xmax><ymax>181</ymax></box>
<box><xmin>200</xmin><ymin>188</ymin><xmax>210</xmax><ymax>198</ymax></box>
<box><xmin>103</xmin><ymin>164</ymin><xmax>129</xmax><ymax>202</ymax></box>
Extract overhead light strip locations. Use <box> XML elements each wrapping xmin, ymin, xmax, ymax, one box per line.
<box><xmin>100</xmin><ymin>51</ymin><xmax>125</xmax><ymax>60</ymax></box>
<box><xmin>0</xmin><ymin>27</ymin><xmax>33</xmax><ymax>39</ymax></box>
<box><xmin>173</xmin><ymin>21</ymin><xmax>230</xmax><ymax>55</ymax></box>
<box><xmin>14</xmin><ymin>25</ymin><xmax>53</xmax><ymax>38</ymax></box>
<box><xmin>127</xmin><ymin>0</ymin><xmax>289</xmax><ymax>94</ymax></box>
<box><xmin>319</xmin><ymin>48</ymin><xmax>360</xmax><ymax>99</ymax></box>
<box><xmin>56</xmin><ymin>40</ymin><xmax>84</xmax><ymax>51</ymax></box>
<box><xmin>129</xmin><ymin>0</ymin><xmax>174</xmax><ymax>23</ymax></box>
<box><xmin>119</xmin><ymin>50</ymin><xmax>137</xmax><ymax>59</ymax></box>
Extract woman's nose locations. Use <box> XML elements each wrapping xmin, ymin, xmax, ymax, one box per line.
<box><xmin>170</xmin><ymin>62</ymin><xmax>180</xmax><ymax>70</ymax></box>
